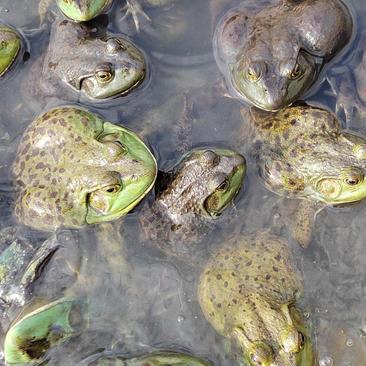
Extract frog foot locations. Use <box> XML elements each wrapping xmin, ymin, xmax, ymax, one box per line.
<box><xmin>121</xmin><ymin>0</ymin><xmax>151</xmax><ymax>31</ymax></box>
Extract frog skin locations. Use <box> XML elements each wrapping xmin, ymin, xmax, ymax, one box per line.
<box><xmin>77</xmin><ymin>350</ymin><xmax>212</xmax><ymax>366</ymax></box>
<box><xmin>0</xmin><ymin>227</ymin><xmax>59</xmax><ymax>308</ymax></box>
<box><xmin>198</xmin><ymin>231</ymin><xmax>314</xmax><ymax>366</ymax></box>
<box><xmin>12</xmin><ymin>106</ymin><xmax>157</xmax><ymax>232</ymax></box>
<box><xmin>139</xmin><ymin>148</ymin><xmax>246</xmax><ymax>259</ymax></box>
<box><xmin>214</xmin><ymin>0</ymin><xmax>353</xmax><ymax>111</ymax></box>
<box><xmin>3</xmin><ymin>297</ymin><xmax>87</xmax><ymax>365</ymax></box>
<box><xmin>0</xmin><ymin>24</ymin><xmax>22</xmax><ymax>77</ymax></box>
<box><xmin>29</xmin><ymin>19</ymin><xmax>146</xmax><ymax>101</ymax></box>
<box><xmin>57</xmin><ymin>0</ymin><xmax>113</xmax><ymax>21</ymax></box>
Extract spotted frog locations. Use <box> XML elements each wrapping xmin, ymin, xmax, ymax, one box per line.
<box><xmin>214</xmin><ymin>0</ymin><xmax>353</xmax><ymax>110</ymax></box>
<box><xmin>198</xmin><ymin>231</ymin><xmax>314</xmax><ymax>366</ymax></box>
<box><xmin>139</xmin><ymin>148</ymin><xmax>246</xmax><ymax>259</ymax></box>
<box><xmin>12</xmin><ymin>106</ymin><xmax>157</xmax><ymax>231</ymax></box>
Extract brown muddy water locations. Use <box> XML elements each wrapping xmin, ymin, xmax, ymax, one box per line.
<box><xmin>0</xmin><ymin>0</ymin><xmax>366</xmax><ymax>365</ymax></box>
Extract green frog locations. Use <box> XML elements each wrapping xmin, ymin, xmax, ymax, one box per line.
<box><xmin>57</xmin><ymin>0</ymin><xmax>113</xmax><ymax>21</ymax></box>
<box><xmin>0</xmin><ymin>24</ymin><xmax>22</xmax><ymax>77</ymax></box>
<box><xmin>198</xmin><ymin>231</ymin><xmax>314</xmax><ymax>366</ymax></box>
<box><xmin>77</xmin><ymin>351</ymin><xmax>212</xmax><ymax>366</ymax></box>
<box><xmin>243</xmin><ymin>103</ymin><xmax>366</xmax><ymax>246</ymax></box>
<box><xmin>214</xmin><ymin>0</ymin><xmax>353</xmax><ymax>111</ymax></box>
<box><xmin>139</xmin><ymin>148</ymin><xmax>246</xmax><ymax>260</ymax></box>
<box><xmin>12</xmin><ymin>106</ymin><xmax>157</xmax><ymax>232</ymax></box>
<box><xmin>3</xmin><ymin>297</ymin><xmax>88</xmax><ymax>365</ymax></box>
<box><xmin>28</xmin><ymin>19</ymin><xmax>146</xmax><ymax>102</ymax></box>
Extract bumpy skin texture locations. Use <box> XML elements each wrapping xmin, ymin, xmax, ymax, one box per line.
<box><xmin>198</xmin><ymin>232</ymin><xmax>313</xmax><ymax>366</ymax></box>
<box><xmin>33</xmin><ymin>19</ymin><xmax>145</xmax><ymax>100</ymax></box>
<box><xmin>0</xmin><ymin>25</ymin><xmax>21</xmax><ymax>77</ymax></box>
<box><xmin>139</xmin><ymin>149</ymin><xmax>246</xmax><ymax>259</ymax></box>
<box><xmin>12</xmin><ymin>106</ymin><xmax>157</xmax><ymax>231</ymax></box>
<box><xmin>57</xmin><ymin>0</ymin><xmax>113</xmax><ymax>21</ymax></box>
<box><xmin>77</xmin><ymin>351</ymin><xmax>212</xmax><ymax>366</ymax></box>
<box><xmin>247</xmin><ymin>104</ymin><xmax>366</xmax><ymax>205</ymax></box>
<box><xmin>214</xmin><ymin>0</ymin><xmax>353</xmax><ymax>111</ymax></box>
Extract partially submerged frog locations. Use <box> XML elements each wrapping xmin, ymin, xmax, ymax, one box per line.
<box><xmin>4</xmin><ymin>297</ymin><xmax>87</xmax><ymax>365</ymax></box>
<box><xmin>0</xmin><ymin>24</ymin><xmax>22</xmax><ymax>77</ymax></box>
<box><xmin>139</xmin><ymin>148</ymin><xmax>245</xmax><ymax>260</ymax></box>
<box><xmin>244</xmin><ymin>103</ymin><xmax>366</xmax><ymax>246</ymax></box>
<box><xmin>198</xmin><ymin>231</ymin><xmax>314</xmax><ymax>366</ymax></box>
<box><xmin>214</xmin><ymin>0</ymin><xmax>353</xmax><ymax>111</ymax></box>
<box><xmin>57</xmin><ymin>0</ymin><xmax>113</xmax><ymax>21</ymax></box>
<box><xmin>12</xmin><ymin>106</ymin><xmax>157</xmax><ymax>231</ymax></box>
<box><xmin>77</xmin><ymin>350</ymin><xmax>212</xmax><ymax>366</ymax></box>
<box><xmin>0</xmin><ymin>227</ymin><xmax>59</xmax><ymax>308</ymax></box>
<box><xmin>28</xmin><ymin>19</ymin><xmax>146</xmax><ymax>102</ymax></box>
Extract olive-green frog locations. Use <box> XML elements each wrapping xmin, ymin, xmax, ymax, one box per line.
<box><xmin>12</xmin><ymin>106</ymin><xmax>157</xmax><ymax>231</ymax></box>
<box><xmin>57</xmin><ymin>0</ymin><xmax>113</xmax><ymax>21</ymax></box>
<box><xmin>29</xmin><ymin>19</ymin><xmax>146</xmax><ymax>101</ymax></box>
<box><xmin>0</xmin><ymin>24</ymin><xmax>22</xmax><ymax>77</ymax></box>
<box><xmin>214</xmin><ymin>0</ymin><xmax>353</xmax><ymax>111</ymax></box>
<box><xmin>139</xmin><ymin>148</ymin><xmax>246</xmax><ymax>259</ymax></box>
<box><xmin>198</xmin><ymin>231</ymin><xmax>314</xmax><ymax>366</ymax></box>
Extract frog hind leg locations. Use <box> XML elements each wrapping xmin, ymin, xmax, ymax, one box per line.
<box><xmin>121</xmin><ymin>0</ymin><xmax>151</xmax><ymax>32</ymax></box>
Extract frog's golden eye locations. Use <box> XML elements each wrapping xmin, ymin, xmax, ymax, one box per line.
<box><xmin>290</xmin><ymin>63</ymin><xmax>302</xmax><ymax>79</ymax></box>
<box><xmin>298</xmin><ymin>332</ymin><xmax>306</xmax><ymax>350</ymax></box>
<box><xmin>217</xmin><ymin>179</ymin><xmax>229</xmax><ymax>192</ymax></box>
<box><xmin>95</xmin><ymin>64</ymin><xmax>114</xmax><ymax>83</ymax></box>
<box><xmin>345</xmin><ymin>176</ymin><xmax>361</xmax><ymax>186</ymax></box>
<box><xmin>247</xmin><ymin>67</ymin><xmax>259</xmax><ymax>81</ymax></box>
<box><xmin>103</xmin><ymin>184</ymin><xmax>121</xmax><ymax>194</ymax></box>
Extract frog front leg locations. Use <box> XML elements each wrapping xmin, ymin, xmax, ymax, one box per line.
<box><xmin>121</xmin><ymin>0</ymin><xmax>151</xmax><ymax>31</ymax></box>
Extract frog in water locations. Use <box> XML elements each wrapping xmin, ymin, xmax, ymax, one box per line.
<box><xmin>27</xmin><ymin>18</ymin><xmax>146</xmax><ymax>102</ymax></box>
<box><xmin>57</xmin><ymin>0</ymin><xmax>113</xmax><ymax>21</ymax></box>
<box><xmin>0</xmin><ymin>24</ymin><xmax>22</xmax><ymax>77</ymax></box>
<box><xmin>214</xmin><ymin>0</ymin><xmax>353</xmax><ymax>111</ymax></box>
<box><xmin>243</xmin><ymin>103</ymin><xmax>366</xmax><ymax>246</ymax></box>
<box><xmin>139</xmin><ymin>148</ymin><xmax>246</xmax><ymax>260</ymax></box>
<box><xmin>12</xmin><ymin>106</ymin><xmax>157</xmax><ymax>232</ymax></box>
<box><xmin>198</xmin><ymin>231</ymin><xmax>314</xmax><ymax>366</ymax></box>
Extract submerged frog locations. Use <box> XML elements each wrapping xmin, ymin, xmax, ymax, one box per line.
<box><xmin>28</xmin><ymin>19</ymin><xmax>146</xmax><ymax>102</ymax></box>
<box><xmin>0</xmin><ymin>227</ymin><xmax>59</xmax><ymax>308</ymax></box>
<box><xmin>12</xmin><ymin>106</ymin><xmax>157</xmax><ymax>232</ymax></box>
<box><xmin>139</xmin><ymin>148</ymin><xmax>245</xmax><ymax>259</ymax></box>
<box><xmin>57</xmin><ymin>0</ymin><xmax>113</xmax><ymax>21</ymax></box>
<box><xmin>198</xmin><ymin>231</ymin><xmax>314</xmax><ymax>366</ymax></box>
<box><xmin>77</xmin><ymin>351</ymin><xmax>212</xmax><ymax>366</ymax></box>
<box><xmin>214</xmin><ymin>0</ymin><xmax>353</xmax><ymax>111</ymax></box>
<box><xmin>4</xmin><ymin>297</ymin><xmax>87</xmax><ymax>365</ymax></box>
<box><xmin>244</xmin><ymin>103</ymin><xmax>366</xmax><ymax>246</ymax></box>
<box><xmin>0</xmin><ymin>24</ymin><xmax>22</xmax><ymax>77</ymax></box>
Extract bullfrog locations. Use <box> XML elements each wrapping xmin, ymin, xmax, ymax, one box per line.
<box><xmin>27</xmin><ymin>18</ymin><xmax>146</xmax><ymax>102</ymax></box>
<box><xmin>0</xmin><ymin>227</ymin><xmax>59</xmax><ymax>308</ymax></box>
<box><xmin>57</xmin><ymin>0</ymin><xmax>113</xmax><ymax>21</ymax></box>
<box><xmin>243</xmin><ymin>103</ymin><xmax>366</xmax><ymax>246</ymax></box>
<box><xmin>12</xmin><ymin>106</ymin><xmax>157</xmax><ymax>232</ymax></box>
<box><xmin>3</xmin><ymin>297</ymin><xmax>88</xmax><ymax>365</ymax></box>
<box><xmin>0</xmin><ymin>24</ymin><xmax>22</xmax><ymax>77</ymax></box>
<box><xmin>214</xmin><ymin>0</ymin><xmax>353</xmax><ymax>111</ymax></box>
<box><xmin>77</xmin><ymin>350</ymin><xmax>212</xmax><ymax>366</ymax></box>
<box><xmin>198</xmin><ymin>231</ymin><xmax>314</xmax><ymax>366</ymax></box>
<box><xmin>139</xmin><ymin>148</ymin><xmax>246</xmax><ymax>260</ymax></box>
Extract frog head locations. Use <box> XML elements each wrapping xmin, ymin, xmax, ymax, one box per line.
<box><xmin>0</xmin><ymin>25</ymin><xmax>21</xmax><ymax>77</ymax></box>
<box><xmin>12</xmin><ymin>106</ymin><xmax>157</xmax><ymax>231</ymax></box>
<box><xmin>57</xmin><ymin>0</ymin><xmax>113</xmax><ymax>21</ymax></box>
<box><xmin>160</xmin><ymin>148</ymin><xmax>245</xmax><ymax>218</ymax></box>
<box><xmin>231</xmin><ymin>50</ymin><xmax>322</xmax><ymax>111</ymax></box>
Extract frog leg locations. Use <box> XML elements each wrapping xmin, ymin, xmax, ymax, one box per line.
<box><xmin>121</xmin><ymin>0</ymin><xmax>151</xmax><ymax>31</ymax></box>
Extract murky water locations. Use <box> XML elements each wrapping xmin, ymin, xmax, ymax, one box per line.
<box><xmin>0</xmin><ymin>0</ymin><xmax>366</xmax><ymax>365</ymax></box>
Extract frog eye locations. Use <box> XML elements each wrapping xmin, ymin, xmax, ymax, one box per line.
<box><xmin>217</xmin><ymin>179</ymin><xmax>229</xmax><ymax>192</ymax></box>
<box><xmin>95</xmin><ymin>64</ymin><xmax>114</xmax><ymax>83</ymax></box>
<box><xmin>289</xmin><ymin>63</ymin><xmax>302</xmax><ymax>79</ymax></box>
<box><xmin>344</xmin><ymin>170</ymin><xmax>364</xmax><ymax>186</ymax></box>
<box><xmin>298</xmin><ymin>332</ymin><xmax>306</xmax><ymax>350</ymax></box>
<box><xmin>103</xmin><ymin>184</ymin><xmax>121</xmax><ymax>194</ymax></box>
<box><xmin>247</xmin><ymin>66</ymin><xmax>260</xmax><ymax>81</ymax></box>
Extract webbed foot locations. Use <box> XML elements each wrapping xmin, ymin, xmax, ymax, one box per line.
<box><xmin>121</xmin><ymin>0</ymin><xmax>151</xmax><ymax>31</ymax></box>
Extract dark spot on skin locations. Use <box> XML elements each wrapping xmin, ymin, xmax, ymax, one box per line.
<box><xmin>224</xmin><ymin>281</ymin><xmax>228</xmax><ymax>288</ymax></box>
<box><xmin>290</xmin><ymin>118</ymin><xmax>297</xmax><ymax>125</ymax></box>
<box><xmin>48</xmin><ymin>61</ymin><xmax>58</xmax><ymax>70</ymax></box>
<box><xmin>265</xmin><ymin>274</ymin><xmax>271</xmax><ymax>280</ymax></box>
<box><xmin>216</xmin><ymin>274</ymin><xmax>222</xmax><ymax>280</ymax></box>
<box><xmin>35</xmin><ymin>162</ymin><xmax>46</xmax><ymax>169</ymax></box>
<box><xmin>273</xmin><ymin>266</ymin><xmax>279</xmax><ymax>272</ymax></box>
<box><xmin>284</xmin><ymin>113</ymin><xmax>290</xmax><ymax>119</ymax></box>
<box><xmin>246</xmin><ymin>260</ymin><xmax>252</xmax><ymax>266</ymax></box>
<box><xmin>275</xmin><ymin>254</ymin><xmax>281</xmax><ymax>261</ymax></box>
